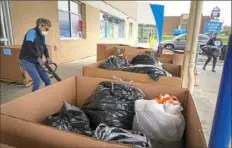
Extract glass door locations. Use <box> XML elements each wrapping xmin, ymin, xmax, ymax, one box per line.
<box><xmin>0</xmin><ymin>4</ymin><xmax>8</xmax><ymax>46</ymax></box>
<box><xmin>0</xmin><ymin>0</ymin><xmax>13</xmax><ymax>46</ymax></box>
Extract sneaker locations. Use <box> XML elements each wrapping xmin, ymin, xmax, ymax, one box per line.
<box><xmin>212</xmin><ymin>69</ymin><xmax>216</xmax><ymax>72</ymax></box>
<box><xmin>203</xmin><ymin>66</ymin><xmax>206</xmax><ymax>70</ymax></box>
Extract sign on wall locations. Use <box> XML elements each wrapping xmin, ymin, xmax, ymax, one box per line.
<box><xmin>204</xmin><ymin>21</ymin><xmax>222</xmax><ymax>33</ymax></box>
<box><xmin>3</xmin><ymin>48</ymin><xmax>12</xmax><ymax>56</ymax></box>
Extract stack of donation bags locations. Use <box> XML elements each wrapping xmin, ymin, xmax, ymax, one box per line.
<box><xmin>99</xmin><ymin>54</ymin><xmax>172</xmax><ymax>81</ymax></box>
<box><xmin>43</xmin><ymin>80</ymin><xmax>185</xmax><ymax>148</ymax></box>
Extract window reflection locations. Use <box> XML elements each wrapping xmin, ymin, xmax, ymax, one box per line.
<box><xmin>58</xmin><ymin>0</ymin><xmax>83</xmax><ymax>39</ymax></box>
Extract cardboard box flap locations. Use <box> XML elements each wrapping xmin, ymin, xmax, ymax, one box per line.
<box><xmin>97</xmin><ymin>44</ymin><xmax>129</xmax><ymax>61</ymax></box>
<box><xmin>83</xmin><ymin>62</ymin><xmax>182</xmax><ymax>88</ymax></box>
<box><xmin>0</xmin><ymin>77</ymin><xmax>77</xmax><ymax>122</ymax></box>
<box><xmin>87</xmin><ymin>61</ymin><xmax>182</xmax><ymax>78</ymax></box>
<box><xmin>124</xmin><ymin>53</ymin><xmax>174</xmax><ymax>64</ymax></box>
<box><xmin>1</xmin><ymin>114</ymin><xmax>127</xmax><ymax>148</ymax></box>
<box><xmin>183</xmin><ymin>92</ymin><xmax>207</xmax><ymax>147</ymax></box>
<box><xmin>162</xmin><ymin>63</ymin><xmax>182</xmax><ymax>77</ymax></box>
<box><xmin>155</xmin><ymin>53</ymin><xmax>184</xmax><ymax>65</ymax></box>
<box><xmin>76</xmin><ymin>76</ymin><xmax>187</xmax><ymax>107</ymax></box>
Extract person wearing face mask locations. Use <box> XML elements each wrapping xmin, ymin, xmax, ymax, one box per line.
<box><xmin>19</xmin><ymin>18</ymin><xmax>53</xmax><ymax>91</ymax></box>
<box><xmin>203</xmin><ymin>32</ymin><xmax>223</xmax><ymax>72</ymax></box>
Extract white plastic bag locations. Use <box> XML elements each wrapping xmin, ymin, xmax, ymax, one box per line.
<box><xmin>133</xmin><ymin>98</ymin><xmax>185</xmax><ymax>148</ymax></box>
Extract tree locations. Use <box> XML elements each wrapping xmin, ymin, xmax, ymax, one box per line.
<box><xmin>222</xmin><ymin>25</ymin><xmax>231</xmax><ymax>35</ymax></box>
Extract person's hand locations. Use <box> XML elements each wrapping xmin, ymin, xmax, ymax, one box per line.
<box><xmin>37</xmin><ymin>58</ymin><xmax>46</xmax><ymax>69</ymax></box>
<box><xmin>46</xmin><ymin>58</ymin><xmax>53</xmax><ymax>64</ymax></box>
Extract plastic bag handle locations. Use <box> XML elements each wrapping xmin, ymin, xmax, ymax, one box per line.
<box><xmin>112</xmin><ymin>76</ymin><xmax>133</xmax><ymax>86</ymax></box>
<box><xmin>112</xmin><ymin>76</ymin><xmax>146</xmax><ymax>97</ymax></box>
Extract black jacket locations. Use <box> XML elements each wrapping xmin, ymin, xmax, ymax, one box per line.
<box><xmin>19</xmin><ymin>27</ymin><xmax>49</xmax><ymax>64</ymax></box>
<box><xmin>206</xmin><ymin>37</ymin><xmax>223</xmax><ymax>48</ymax></box>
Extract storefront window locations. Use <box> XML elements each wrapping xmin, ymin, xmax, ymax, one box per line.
<box><xmin>100</xmin><ymin>11</ymin><xmax>124</xmax><ymax>39</ymax></box>
<box><xmin>138</xmin><ymin>24</ymin><xmax>157</xmax><ymax>43</ymax></box>
<box><xmin>58</xmin><ymin>0</ymin><xmax>83</xmax><ymax>39</ymax></box>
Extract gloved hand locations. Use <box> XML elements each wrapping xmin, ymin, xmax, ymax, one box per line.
<box><xmin>37</xmin><ymin>58</ymin><xmax>46</xmax><ymax>69</ymax></box>
<box><xmin>46</xmin><ymin>57</ymin><xmax>53</xmax><ymax>65</ymax></box>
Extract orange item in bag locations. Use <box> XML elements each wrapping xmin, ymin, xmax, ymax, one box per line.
<box><xmin>154</xmin><ymin>94</ymin><xmax>180</xmax><ymax>105</ymax></box>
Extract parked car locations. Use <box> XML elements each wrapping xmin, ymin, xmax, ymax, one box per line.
<box><xmin>158</xmin><ymin>34</ymin><xmax>210</xmax><ymax>53</ymax></box>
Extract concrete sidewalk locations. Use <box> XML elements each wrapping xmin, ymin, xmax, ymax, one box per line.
<box><xmin>193</xmin><ymin>55</ymin><xmax>223</xmax><ymax>144</ymax></box>
<box><xmin>0</xmin><ymin>55</ymin><xmax>224</xmax><ymax>146</ymax></box>
<box><xmin>0</xmin><ymin>56</ymin><xmax>96</xmax><ymax>104</ymax></box>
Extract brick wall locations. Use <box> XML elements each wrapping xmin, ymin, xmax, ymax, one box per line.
<box><xmin>163</xmin><ymin>15</ymin><xmax>211</xmax><ymax>35</ymax></box>
<box><xmin>200</xmin><ymin>16</ymin><xmax>211</xmax><ymax>33</ymax></box>
<box><xmin>163</xmin><ymin>16</ymin><xmax>180</xmax><ymax>35</ymax></box>
<box><xmin>9</xmin><ymin>1</ymin><xmax>137</xmax><ymax>64</ymax></box>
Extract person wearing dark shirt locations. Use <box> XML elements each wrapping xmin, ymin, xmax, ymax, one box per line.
<box><xmin>19</xmin><ymin>18</ymin><xmax>53</xmax><ymax>91</ymax></box>
<box><xmin>203</xmin><ymin>32</ymin><xmax>223</xmax><ymax>72</ymax></box>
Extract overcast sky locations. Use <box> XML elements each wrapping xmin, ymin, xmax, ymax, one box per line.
<box><xmin>138</xmin><ymin>1</ymin><xmax>231</xmax><ymax>26</ymax></box>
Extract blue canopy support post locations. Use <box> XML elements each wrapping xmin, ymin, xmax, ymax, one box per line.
<box><xmin>209</xmin><ymin>34</ymin><xmax>232</xmax><ymax>148</ymax></box>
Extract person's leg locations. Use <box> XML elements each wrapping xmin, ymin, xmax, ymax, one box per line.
<box><xmin>203</xmin><ymin>57</ymin><xmax>212</xmax><ymax>70</ymax></box>
<box><xmin>21</xmin><ymin>60</ymin><xmax>41</xmax><ymax>91</ymax></box>
<box><xmin>36</xmin><ymin>66</ymin><xmax>51</xmax><ymax>86</ymax></box>
<box><xmin>212</xmin><ymin>57</ymin><xmax>218</xmax><ymax>72</ymax></box>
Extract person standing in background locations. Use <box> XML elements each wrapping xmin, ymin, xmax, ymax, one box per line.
<box><xmin>19</xmin><ymin>18</ymin><xmax>53</xmax><ymax>91</ymax></box>
<box><xmin>203</xmin><ymin>32</ymin><xmax>223</xmax><ymax>72</ymax></box>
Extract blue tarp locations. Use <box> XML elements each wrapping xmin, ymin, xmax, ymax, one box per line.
<box><xmin>172</xmin><ymin>29</ymin><xmax>187</xmax><ymax>36</ymax></box>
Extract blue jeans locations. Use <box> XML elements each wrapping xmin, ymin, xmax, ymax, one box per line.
<box><xmin>21</xmin><ymin>60</ymin><xmax>51</xmax><ymax>91</ymax></box>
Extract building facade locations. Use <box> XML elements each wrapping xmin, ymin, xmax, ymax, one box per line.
<box><xmin>0</xmin><ymin>0</ymin><xmax>138</xmax><ymax>64</ymax></box>
<box><xmin>137</xmin><ymin>2</ymin><xmax>157</xmax><ymax>43</ymax></box>
<box><xmin>163</xmin><ymin>14</ymin><xmax>210</xmax><ymax>35</ymax></box>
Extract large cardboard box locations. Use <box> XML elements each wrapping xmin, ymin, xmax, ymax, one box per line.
<box><xmin>124</xmin><ymin>49</ymin><xmax>184</xmax><ymax>66</ymax></box>
<box><xmin>0</xmin><ymin>76</ymin><xmax>206</xmax><ymax>148</ymax></box>
<box><xmin>97</xmin><ymin>44</ymin><xmax>178</xmax><ymax>64</ymax></box>
<box><xmin>97</xmin><ymin>44</ymin><xmax>129</xmax><ymax>61</ymax></box>
<box><xmin>156</xmin><ymin>53</ymin><xmax>184</xmax><ymax>66</ymax></box>
<box><xmin>123</xmin><ymin>51</ymin><xmax>174</xmax><ymax>64</ymax></box>
<box><xmin>83</xmin><ymin>62</ymin><xmax>182</xmax><ymax>88</ymax></box>
<box><xmin>0</xmin><ymin>45</ymin><xmax>52</xmax><ymax>86</ymax></box>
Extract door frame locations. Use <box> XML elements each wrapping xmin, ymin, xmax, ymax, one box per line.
<box><xmin>0</xmin><ymin>1</ymin><xmax>14</xmax><ymax>45</ymax></box>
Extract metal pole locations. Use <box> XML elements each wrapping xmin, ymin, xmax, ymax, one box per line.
<box><xmin>209</xmin><ymin>34</ymin><xmax>232</xmax><ymax>148</ymax></box>
<box><xmin>194</xmin><ymin>43</ymin><xmax>200</xmax><ymax>73</ymax></box>
<box><xmin>182</xmin><ymin>1</ymin><xmax>203</xmax><ymax>92</ymax></box>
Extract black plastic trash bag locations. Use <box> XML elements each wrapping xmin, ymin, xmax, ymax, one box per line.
<box><xmin>94</xmin><ymin>123</ymin><xmax>152</xmax><ymax>148</ymax></box>
<box><xmin>43</xmin><ymin>101</ymin><xmax>92</xmax><ymax>136</ymax></box>
<box><xmin>99</xmin><ymin>55</ymin><xmax>129</xmax><ymax>70</ymax></box>
<box><xmin>201</xmin><ymin>45</ymin><xmax>221</xmax><ymax>58</ymax></box>
<box><xmin>83</xmin><ymin>81</ymin><xmax>145</xmax><ymax>130</ymax></box>
<box><xmin>122</xmin><ymin>65</ymin><xmax>172</xmax><ymax>81</ymax></box>
<box><xmin>131</xmin><ymin>54</ymin><xmax>162</xmax><ymax>67</ymax></box>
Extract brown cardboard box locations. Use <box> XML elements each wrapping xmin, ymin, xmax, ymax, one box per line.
<box><xmin>155</xmin><ymin>53</ymin><xmax>184</xmax><ymax>66</ymax></box>
<box><xmin>83</xmin><ymin>62</ymin><xmax>182</xmax><ymax>88</ymax></box>
<box><xmin>124</xmin><ymin>49</ymin><xmax>184</xmax><ymax>65</ymax></box>
<box><xmin>97</xmin><ymin>44</ymin><xmax>129</xmax><ymax>61</ymax></box>
<box><xmin>97</xmin><ymin>45</ymin><xmax>178</xmax><ymax>64</ymax></box>
<box><xmin>0</xmin><ymin>45</ymin><xmax>52</xmax><ymax>86</ymax></box>
<box><xmin>123</xmin><ymin>52</ymin><xmax>174</xmax><ymax>64</ymax></box>
<box><xmin>0</xmin><ymin>76</ymin><xmax>206</xmax><ymax>148</ymax></box>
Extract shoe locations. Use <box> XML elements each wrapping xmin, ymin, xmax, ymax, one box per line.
<box><xmin>203</xmin><ymin>66</ymin><xmax>206</xmax><ymax>70</ymax></box>
<box><xmin>212</xmin><ymin>69</ymin><xmax>216</xmax><ymax>72</ymax></box>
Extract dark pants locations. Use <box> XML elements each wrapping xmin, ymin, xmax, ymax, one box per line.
<box><xmin>204</xmin><ymin>57</ymin><xmax>218</xmax><ymax>70</ymax></box>
<box><xmin>21</xmin><ymin>60</ymin><xmax>51</xmax><ymax>91</ymax></box>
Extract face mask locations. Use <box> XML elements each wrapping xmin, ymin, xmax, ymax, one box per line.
<box><xmin>41</xmin><ymin>31</ymin><xmax>48</xmax><ymax>36</ymax></box>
